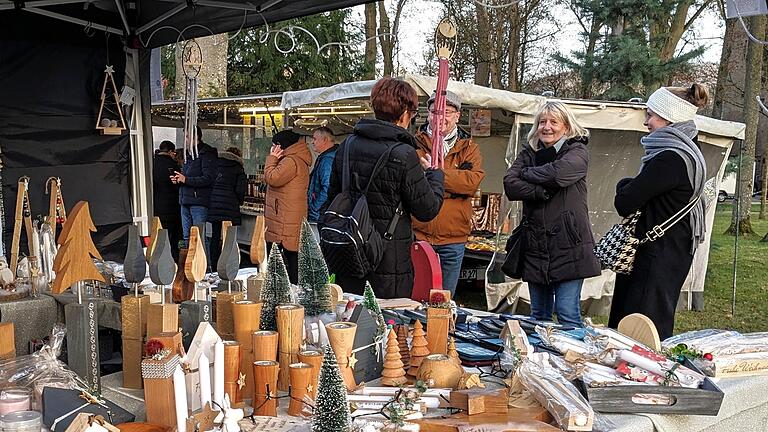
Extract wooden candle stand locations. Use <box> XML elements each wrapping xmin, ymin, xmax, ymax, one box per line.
<box><xmin>326</xmin><ymin>322</ymin><xmax>357</xmax><ymax>391</ymax></box>
<box><xmin>142</xmin><ymin>355</ymin><xmax>182</xmax><ymax>429</ymax></box>
<box><xmin>276</xmin><ymin>304</ymin><xmax>304</xmax><ymax>391</ymax></box>
<box><xmin>223</xmin><ymin>341</ymin><xmax>241</xmax><ymax>404</ymax></box>
<box><xmin>253</xmin><ymin>330</ymin><xmax>278</xmax><ymax>362</ymax></box>
<box><xmin>122</xmin><ymin>224</ymin><xmax>150</xmax><ymax>390</ymax></box>
<box><xmin>416</xmin><ymin>354</ymin><xmax>463</xmax><ymax>389</ymax></box>
<box><xmin>426</xmin><ymin>307</ymin><xmax>451</xmax><ymax>355</ymax></box>
<box><xmin>233</xmin><ymin>300</ymin><xmax>262</xmax><ymax>400</ymax></box>
<box><xmin>216</xmin><ymin>291</ymin><xmax>244</xmax><ymax>340</ymax></box>
<box><xmin>298</xmin><ymin>350</ymin><xmax>323</xmax><ymax>401</ymax></box>
<box><xmin>287</xmin><ymin>363</ymin><xmax>312</xmax><ymax>416</ymax></box>
<box><xmin>253</xmin><ymin>360</ymin><xmax>279</xmax><ymax>417</ymax></box>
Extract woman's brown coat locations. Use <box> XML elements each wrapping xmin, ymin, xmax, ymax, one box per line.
<box><xmin>264</xmin><ymin>143</ymin><xmax>312</xmax><ymax>251</ymax></box>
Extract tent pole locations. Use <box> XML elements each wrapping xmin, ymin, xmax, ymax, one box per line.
<box><xmin>113</xmin><ymin>0</ymin><xmax>131</xmax><ymax>35</ymax></box>
<box><xmin>24</xmin><ymin>7</ymin><xmax>123</xmax><ymax>34</ymax></box>
<box><xmin>732</xmin><ymin>140</ymin><xmax>743</xmax><ymax>316</ymax></box>
<box><xmin>0</xmin><ymin>0</ymin><xmax>85</xmax><ymax>11</ymax></box>
<box><xmin>128</xmin><ymin>48</ymin><xmax>151</xmax><ymax>236</ymax></box>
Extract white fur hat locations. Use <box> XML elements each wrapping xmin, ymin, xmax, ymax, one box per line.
<box><xmin>646</xmin><ymin>87</ymin><xmax>698</xmax><ymax>123</ymax></box>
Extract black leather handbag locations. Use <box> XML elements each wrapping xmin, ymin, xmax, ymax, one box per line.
<box><xmin>501</xmin><ymin>220</ymin><xmax>527</xmax><ymax>279</ymax></box>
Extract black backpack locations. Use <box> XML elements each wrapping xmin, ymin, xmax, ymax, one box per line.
<box><xmin>319</xmin><ymin>140</ymin><xmax>404</xmax><ymax>279</ymax></box>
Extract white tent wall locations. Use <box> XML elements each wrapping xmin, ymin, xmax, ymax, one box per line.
<box><xmin>280</xmin><ymin>75</ymin><xmax>744</xmax><ymax>314</ymax></box>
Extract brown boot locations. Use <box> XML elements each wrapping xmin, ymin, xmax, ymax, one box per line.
<box><xmin>172</xmin><ymin>248</ymin><xmax>194</xmax><ymax>303</ymax></box>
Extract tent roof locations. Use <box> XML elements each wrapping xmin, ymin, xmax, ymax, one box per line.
<box><xmin>281</xmin><ymin>74</ymin><xmax>746</xmax><ymax>141</ymax></box>
<box><xmin>0</xmin><ymin>0</ymin><xmax>375</xmax><ymax>48</ymax></box>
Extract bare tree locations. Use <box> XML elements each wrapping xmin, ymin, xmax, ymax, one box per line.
<box><xmin>364</xmin><ymin>3</ymin><xmax>378</xmax><ymax>79</ymax></box>
<box><xmin>378</xmin><ymin>0</ymin><xmax>408</xmax><ymax>77</ymax></box>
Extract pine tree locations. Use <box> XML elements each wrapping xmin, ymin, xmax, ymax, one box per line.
<box><xmin>298</xmin><ymin>220</ymin><xmax>331</xmax><ymax>317</ymax></box>
<box><xmin>362</xmin><ymin>282</ymin><xmax>386</xmax><ymax>342</ymax></box>
<box><xmin>312</xmin><ymin>345</ymin><xmax>351</xmax><ymax>432</ymax></box>
<box><xmin>259</xmin><ymin>243</ymin><xmax>292</xmax><ymax>331</ymax></box>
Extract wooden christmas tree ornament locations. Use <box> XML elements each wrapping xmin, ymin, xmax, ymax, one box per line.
<box><xmin>381</xmin><ymin>329</ymin><xmax>407</xmax><ymax>386</ymax></box>
<box><xmin>252</xmin><ymin>330</ymin><xmax>278</xmax><ymax>362</ymax></box>
<box><xmin>96</xmin><ymin>65</ymin><xmax>126</xmax><ymax>135</ymax></box>
<box><xmin>407</xmin><ymin>320</ymin><xmax>429</xmax><ymax>378</ymax></box>
<box><xmin>298</xmin><ymin>350</ymin><xmax>322</xmax><ymax>401</ymax></box>
<box><xmin>222</xmin><ymin>341</ymin><xmax>241</xmax><ymax>404</ymax></box>
<box><xmin>325</xmin><ymin>322</ymin><xmax>358</xmax><ymax>390</ymax></box>
<box><xmin>253</xmin><ymin>360</ymin><xmax>279</xmax><ymax>417</ymax></box>
<box><xmin>448</xmin><ymin>337</ymin><xmax>461</xmax><ymax>366</ymax></box>
<box><xmin>276</xmin><ymin>304</ymin><xmax>305</xmax><ymax>391</ymax></box>
<box><xmin>287</xmin><ymin>362</ymin><xmax>312</xmax><ymax>416</ymax></box>
<box><xmin>232</xmin><ymin>300</ymin><xmax>262</xmax><ymax>400</ymax></box>
<box><xmin>396</xmin><ymin>324</ymin><xmax>410</xmax><ymax>368</ymax></box>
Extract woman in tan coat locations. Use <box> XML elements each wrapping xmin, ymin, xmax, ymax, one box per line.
<box><xmin>265</xmin><ymin>129</ymin><xmax>312</xmax><ymax>283</ymax></box>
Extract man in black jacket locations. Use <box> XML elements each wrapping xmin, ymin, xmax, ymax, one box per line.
<box><xmin>153</xmin><ymin>141</ymin><xmax>182</xmax><ymax>260</ymax></box>
<box><xmin>170</xmin><ymin>126</ymin><xmax>218</xmax><ymax>251</ymax></box>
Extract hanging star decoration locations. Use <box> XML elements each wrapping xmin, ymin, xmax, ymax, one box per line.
<box><xmin>237</xmin><ymin>372</ymin><xmax>247</xmax><ymax>390</ymax></box>
<box><xmin>104</xmin><ymin>65</ymin><xmax>115</xmax><ymax>74</ymax></box>
<box><xmin>348</xmin><ymin>353</ymin><xmax>358</xmax><ymax>370</ymax></box>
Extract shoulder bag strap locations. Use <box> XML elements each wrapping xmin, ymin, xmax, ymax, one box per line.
<box><xmin>341</xmin><ymin>137</ymin><xmax>351</xmax><ymax>193</ymax></box>
<box><xmin>640</xmin><ymin>194</ymin><xmax>701</xmax><ymax>243</ymax></box>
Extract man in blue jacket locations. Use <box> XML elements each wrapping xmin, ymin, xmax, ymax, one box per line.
<box><xmin>307</xmin><ymin>126</ymin><xmax>338</xmax><ymax>239</ymax></box>
<box><xmin>170</xmin><ymin>125</ymin><xmax>219</xmax><ymax>249</ymax></box>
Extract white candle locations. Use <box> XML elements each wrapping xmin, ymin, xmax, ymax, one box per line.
<box><xmin>199</xmin><ymin>353</ymin><xmax>211</xmax><ymax>408</ymax></box>
<box><xmin>173</xmin><ymin>365</ymin><xmax>188</xmax><ymax>432</ymax></box>
<box><xmin>213</xmin><ymin>340</ymin><xmax>224</xmax><ymax>406</ymax></box>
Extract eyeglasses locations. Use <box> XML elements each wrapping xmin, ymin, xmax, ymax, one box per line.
<box><xmin>429</xmin><ymin>109</ymin><xmax>459</xmax><ymax>116</ymax></box>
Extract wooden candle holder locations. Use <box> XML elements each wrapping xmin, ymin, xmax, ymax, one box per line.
<box><xmin>416</xmin><ymin>354</ymin><xmax>464</xmax><ymax>389</ymax></box>
<box><xmin>216</xmin><ymin>291</ymin><xmax>244</xmax><ymax>339</ymax></box>
<box><xmin>252</xmin><ymin>330</ymin><xmax>278</xmax><ymax>362</ymax></box>
<box><xmin>147</xmin><ymin>303</ymin><xmax>179</xmax><ymax>338</ymax></box>
<box><xmin>276</xmin><ymin>304</ymin><xmax>304</xmax><ymax>392</ymax></box>
<box><xmin>298</xmin><ymin>350</ymin><xmax>323</xmax><ymax>401</ymax></box>
<box><xmin>287</xmin><ymin>362</ymin><xmax>312</xmax><ymax>416</ymax></box>
<box><xmin>142</xmin><ymin>355</ymin><xmax>182</xmax><ymax>429</ymax></box>
<box><xmin>232</xmin><ymin>301</ymin><xmax>262</xmax><ymax>400</ymax></box>
<box><xmin>325</xmin><ymin>322</ymin><xmax>357</xmax><ymax>391</ymax></box>
<box><xmin>426</xmin><ymin>307</ymin><xmax>451</xmax><ymax>355</ymax></box>
<box><xmin>223</xmin><ymin>341</ymin><xmax>241</xmax><ymax>404</ymax></box>
<box><xmin>253</xmin><ymin>360</ymin><xmax>279</xmax><ymax>417</ymax></box>
<box><xmin>121</xmin><ymin>294</ymin><xmax>150</xmax><ymax>389</ymax></box>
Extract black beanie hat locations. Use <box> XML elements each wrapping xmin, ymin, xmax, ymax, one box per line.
<box><xmin>272</xmin><ymin>129</ymin><xmax>303</xmax><ymax>150</ymax></box>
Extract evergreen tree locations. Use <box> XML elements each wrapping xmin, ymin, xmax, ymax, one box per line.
<box><xmin>312</xmin><ymin>345</ymin><xmax>351</xmax><ymax>432</ymax></box>
<box><xmin>298</xmin><ymin>220</ymin><xmax>331</xmax><ymax>317</ymax></box>
<box><xmin>260</xmin><ymin>243</ymin><xmax>292</xmax><ymax>331</ymax></box>
<box><xmin>362</xmin><ymin>282</ymin><xmax>386</xmax><ymax>343</ymax></box>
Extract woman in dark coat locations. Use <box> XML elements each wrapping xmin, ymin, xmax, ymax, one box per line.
<box><xmin>608</xmin><ymin>84</ymin><xmax>709</xmax><ymax>340</ymax></box>
<box><xmin>325</xmin><ymin>77</ymin><xmax>444</xmax><ymax>298</ymax></box>
<box><xmin>208</xmin><ymin>147</ymin><xmax>247</xmax><ymax>268</ymax></box>
<box><xmin>504</xmin><ymin>101</ymin><xmax>600</xmax><ymax>328</ymax></box>
<box><xmin>152</xmin><ymin>141</ymin><xmax>182</xmax><ymax>261</ymax></box>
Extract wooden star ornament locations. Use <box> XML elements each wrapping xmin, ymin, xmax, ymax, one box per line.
<box><xmin>236</xmin><ymin>372</ymin><xmax>246</xmax><ymax>390</ymax></box>
<box><xmin>348</xmin><ymin>353</ymin><xmax>358</xmax><ymax>370</ymax></box>
<box><xmin>191</xmin><ymin>402</ymin><xmax>219</xmax><ymax>432</ymax></box>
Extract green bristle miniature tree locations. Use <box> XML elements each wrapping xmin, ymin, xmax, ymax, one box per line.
<box><xmin>298</xmin><ymin>219</ymin><xmax>332</xmax><ymax>317</ymax></box>
<box><xmin>312</xmin><ymin>345</ymin><xmax>351</xmax><ymax>432</ymax></box>
<box><xmin>363</xmin><ymin>282</ymin><xmax>386</xmax><ymax>342</ymax></box>
<box><xmin>259</xmin><ymin>243</ymin><xmax>292</xmax><ymax>331</ymax></box>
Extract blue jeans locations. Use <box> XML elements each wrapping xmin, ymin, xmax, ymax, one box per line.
<box><xmin>181</xmin><ymin>204</ymin><xmax>209</xmax><ymax>252</ymax></box>
<box><xmin>527</xmin><ymin>279</ymin><xmax>583</xmax><ymax>328</ymax></box>
<box><xmin>432</xmin><ymin>243</ymin><xmax>465</xmax><ymax>295</ymax></box>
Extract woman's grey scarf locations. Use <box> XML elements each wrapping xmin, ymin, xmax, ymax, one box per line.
<box><xmin>640</xmin><ymin>120</ymin><xmax>706</xmax><ymax>254</ymax></box>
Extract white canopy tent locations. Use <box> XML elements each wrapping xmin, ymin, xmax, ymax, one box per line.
<box><xmin>281</xmin><ymin>75</ymin><xmax>746</xmax><ymax>313</ymax></box>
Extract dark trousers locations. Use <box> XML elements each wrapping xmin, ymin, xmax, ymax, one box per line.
<box><xmin>158</xmin><ymin>215</ymin><xmax>182</xmax><ymax>262</ymax></box>
<box><xmin>266</xmin><ymin>242</ymin><xmax>298</xmax><ymax>284</ymax></box>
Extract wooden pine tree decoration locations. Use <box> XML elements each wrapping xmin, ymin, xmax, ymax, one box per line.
<box><xmin>407</xmin><ymin>320</ymin><xmax>429</xmax><ymax>378</ymax></box>
<box><xmin>52</xmin><ymin>201</ymin><xmax>106</xmax><ymax>294</ymax></box>
<box><xmin>381</xmin><ymin>328</ymin><xmax>407</xmax><ymax>386</ymax></box>
<box><xmin>448</xmin><ymin>337</ymin><xmax>461</xmax><ymax>366</ymax></box>
<box><xmin>396</xmin><ymin>324</ymin><xmax>410</xmax><ymax>369</ymax></box>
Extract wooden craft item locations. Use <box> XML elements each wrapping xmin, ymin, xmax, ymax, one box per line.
<box><xmin>410</xmin><ymin>241</ymin><xmax>443</xmax><ymax>302</ymax></box>
<box><xmin>222</xmin><ymin>341</ymin><xmax>241</xmax><ymax>404</ymax></box>
<box><xmin>113</xmin><ymin>424</ymin><xmax>172</xmax><ymax>432</ymax></box>
<box><xmin>152</xmin><ymin>332</ymin><xmax>184</xmax><ymax>355</ymax></box>
<box><xmin>52</xmin><ymin>201</ymin><xmax>105</xmax><ymax>294</ymax></box>
<box><xmin>501</xmin><ymin>320</ymin><xmax>532</xmax><ymax>358</ymax></box>
<box><xmin>150</xmin><ymin>230</ymin><xmax>176</xmax><ymax>287</ymax></box>
<box><xmin>216</xmin><ymin>291</ymin><xmax>244</xmax><ymax>339</ymax></box>
<box><xmin>66</xmin><ymin>413</ymin><xmax>120</xmax><ymax>432</ymax></box>
<box><xmin>408</xmin><ymin>320</ymin><xmax>430</xmax><ymax>377</ymax></box>
<box><xmin>413</xmin><ymin>411</ymin><xmax>557</xmax><ymax>432</ymax></box>
<box><xmin>426</xmin><ymin>307</ymin><xmax>451</xmax><ymax>355</ymax></box>
<box><xmin>325</xmin><ymin>321</ymin><xmax>358</xmax><ymax>390</ymax></box>
<box><xmin>0</xmin><ymin>322</ymin><xmax>16</xmax><ymax>360</ymax></box>
<box><xmin>381</xmin><ymin>328</ymin><xmax>407</xmax><ymax>387</ymax></box>
<box><xmin>122</xmin><ymin>338</ymin><xmax>144</xmax><ymax>389</ymax></box>
<box><xmin>447</xmin><ymin>337</ymin><xmax>461</xmax><ymax>366</ymax></box>
<box><xmin>449</xmin><ymin>388</ymin><xmax>508</xmax><ymax>415</ymax></box>
<box><xmin>617</xmin><ymin>313</ymin><xmax>661</xmax><ymax>351</ymax></box>
<box><xmin>253</xmin><ymin>360</ymin><xmax>279</xmax><ymax>417</ymax></box>
<box><xmin>249</xmin><ymin>215</ymin><xmax>267</xmax><ymax>265</ymax></box>
<box><xmin>65</xmin><ymin>300</ymin><xmax>101</xmax><ymax>393</ymax></box>
<box><xmin>180</xmin><ymin>300</ymin><xmax>211</xmax><ymax>350</ymax></box>
<box><xmin>10</xmin><ymin>177</ymin><xmax>34</xmax><ymax>274</ymax></box>
<box><xmin>173</xmin><ymin>248</ymin><xmax>195</xmax><ymax>303</ymax></box>
<box><xmin>147</xmin><ymin>303</ymin><xmax>179</xmax><ymax>338</ymax></box>
<box><xmin>122</xmin><ymin>292</ymin><xmax>150</xmax><ymax>339</ymax></box>
<box><xmin>350</xmin><ymin>304</ymin><xmax>384</xmax><ymax>384</ymax></box>
<box><xmin>276</xmin><ymin>304</ymin><xmax>305</xmax><ymax>391</ymax></box>
<box><xmin>326</xmin><ymin>283</ymin><xmax>343</xmax><ymax>308</ymax></box>
<box><xmin>185</xmin><ymin>226</ymin><xmax>207</xmax><ymax>283</ymax></box>
<box><xmin>189</xmin><ymin>402</ymin><xmax>219</xmax><ymax>432</ymax></box>
<box><xmin>297</xmin><ymin>350</ymin><xmax>322</xmax><ymax>401</ymax></box>
<box><xmin>46</xmin><ymin>176</ymin><xmax>66</xmax><ymax>241</ymax></box>
<box><xmin>253</xmin><ymin>330</ymin><xmax>279</xmax><ymax>362</ymax></box>
<box><xmin>143</xmin><ymin>358</ymin><xmax>179</xmax><ymax>429</ymax></box>
<box><xmin>522</xmin><ymin>366</ymin><xmax>593</xmax><ymax>431</ymax></box>
<box><xmin>124</xmin><ymin>224</ymin><xmax>147</xmax><ymax>283</ymax></box>
<box><xmin>457</xmin><ymin>372</ymin><xmax>484</xmax><ymax>390</ymax></box>
<box><xmin>247</xmin><ymin>274</ymin><xmax>264</xmax><ymax>301</ymax></box>
<box><xmin>220</xmin><ymin>221</ymin><xmax>232</xmax><ymax>250</ymax></box>
<box><xmin>233</xmin><ymin>300</ymin><xmax>262</xmax><ymax>400</ymax></box>
<box><xmin>96</xmin><ymin>65</ymin><xmax>127</xmax><ymax>135</ymax></box>
<box><xmin>416</xmin><ymin>354</ymin><xmax>464</xmax><ymax>389</ymax></box>
<box><xmin>396</xmin><ymin>324</ymin><xmax>410</xmax><ymax>368</ymax></box>
<box><xmin>217</xmin><ymin>225</ymin><xmax>240</xmax><ymax>282</ymax></box>
<box><xmin>146</xmin><ymin>217</ymin><xmax>163</xmax><ymax>262</ymax></box>
<box><xmin>287</xmin><ymin>362</ymin><xmax>312</xmax><ymax>416</ymax></box>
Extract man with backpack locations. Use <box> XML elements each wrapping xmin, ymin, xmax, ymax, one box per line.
<box><xmin>320</xmin><ymin>78</ymin><xmax>444</xmax><ymax>298</ymax></box>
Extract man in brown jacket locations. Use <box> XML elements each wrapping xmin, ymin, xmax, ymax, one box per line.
<box><xmin>413</xmin><ymin>91</ymin><xmax>485</xmax><ymax>294</ymax></box>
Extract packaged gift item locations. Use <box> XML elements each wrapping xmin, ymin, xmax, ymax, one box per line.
<box><xmin>664</xmin><ymin>329</ymin><xmax>768</xmax><ymax>377</ymax></box>
<box><xmin>41</xmin><ymin>388</ymin><xmax>134</xmax><ymax>432</ymax></box>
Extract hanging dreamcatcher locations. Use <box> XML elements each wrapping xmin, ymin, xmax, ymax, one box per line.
<box><xmin>96</xmin><ymin>65</ymin><xmax>127</xmax><ymax>135</ymax></box>
<box><xmin>182</xmin><ymin>39</ymin><xmax>203</xmax><ymax>161</ymax></box>
<box><xmin>430</xmin><ymin>18</ymin><xmax>458</xmax><ymax>169</ymax></box>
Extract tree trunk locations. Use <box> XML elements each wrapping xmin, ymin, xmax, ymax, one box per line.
<box><xmin>579</xmin><ymin>17</ymin><xmax>601</xmax><ymax>99</ymax></box>
<box><xmin>506</xmin><ymin>4</ymin><xmax>521</xmax><ymax>92</ymax></box>
<box><xmin>378</xmin><ymin>1</ymin><xmax>394</xmax><ymax>77</ymax></box>
<box><xmin>760</xmin><ymin>156</ymin><xmax>767</xmax><ymax>219</ymax></box>
<box><xmin>712</xmin><ymin>19</ymin><xmax>740</xmax><ymax>119</ymax></box>
<box><xmin>474</xmin><ymin>4</ymin><xmax>492</xmax><ymax>86</ymax></box>
<box><xmin>726</xmin><ymin>15</ymin><xmax>766</xmax><ymax>235</ymax></box>
<box><xmin>175</xmin><ymin>34</ymin><xmax>228</xmax><ymax>98</ymax></box>
<box><xmin>364</xmin><ymin>3</ymin><xmax>377</xmax><ymax>79</ymax></box>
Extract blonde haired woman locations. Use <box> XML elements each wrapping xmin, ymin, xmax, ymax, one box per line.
<box><xmin>503</xmin><ymin>101</ymin><xmax>600</xmax><ymax>327</ymax></box>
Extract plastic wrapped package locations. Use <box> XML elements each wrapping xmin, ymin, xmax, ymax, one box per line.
<box><xmin>518</xmin><ymin>355</ymin><xmax>594</xmax><ymax>431</ymax></box>
<box><xmin>585</xmin><ymin>324</ymin><xmax>651</xmax><ymax>352</ymax></box>
<box><xmin>662</xmin><ymin>329</ymin><xmax>739</xmax><ymax>352</ymax></box>
<box><xmin>0</xmin><ymin>324</ymin><xmax>87</xmax><ymax>410</ymax></box>
<box><xmin>535</xmin><ymin>326</ymin><xmax>591</xmax><ymax>356</ymax></box>
<box><xmin>549</xmin><ymin>353</ymin><xmax>638</xmax><ymax>388</ymax></box>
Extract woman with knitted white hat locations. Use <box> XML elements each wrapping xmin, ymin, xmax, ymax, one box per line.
<box><xmin>608</xmin><ymin>84</ymin><xmax>709</xmax><ymax>340</ymax></box>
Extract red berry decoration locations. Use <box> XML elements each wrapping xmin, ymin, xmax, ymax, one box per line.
<box><xmin>430</xmin><ymin>291</ymin><xmax>447</xmax><ymax>304</ymax></box>
<box><xmin>144</xmin><ymin>339</ymin><xmax>164</xmax><ymax>358</ymax></box>
<box><xmin>704</xmin><ymin>353</ymin><xmax>713</xmax><ymax>361</ymax></box>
